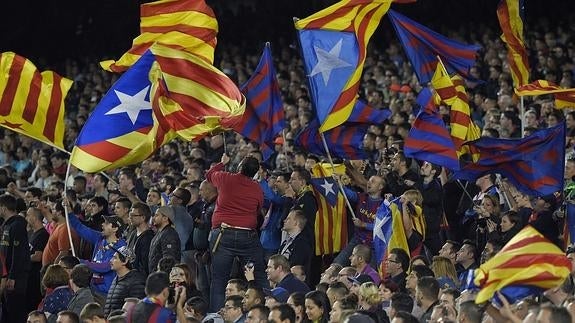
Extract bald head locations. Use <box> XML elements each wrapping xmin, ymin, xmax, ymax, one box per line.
<box><xmin>199</xmin><ymin>180</ymin><xmax>217</xmax><ymax>201</ymax></box>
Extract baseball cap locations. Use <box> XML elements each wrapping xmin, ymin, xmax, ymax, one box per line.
<box><xmin>347</xmin><ymin>274</ymin><xmax>373</xmax><ymax>286</ymax></box>
<box><xmin>103</xmin><ymin>215</ymin><xmax>124</xmax><ymax>229</ymax></box>
<box><xmin>114</xmin><ymin>245</ymin><xmax>136</xmax><ymax>263</ymax></box>
<box><xmin>157</xmin><ymin>206</ymin><xmax>176</xmax><ymax>224</ymax></box>
<box><xmin>263</xmin><ymin>287</ymin><xmax>289</xmax><ymax>303</ymax></box>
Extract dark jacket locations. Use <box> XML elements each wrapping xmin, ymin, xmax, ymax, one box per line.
<box><xmin>0</xmin><ymin>215</ymin><xmax>30</xmax><ymax>281</ymax></box>
<box><xmin>127</xmin><ymin>228</ymin><xmax>154</xmax><ymax>276</ymax></box>
<box><xmin>279</xmin><ymin>232</ymin><xmax>312</xmax><ymax>273</ymax></box>
<box><xmin>68</xmin><ymin>287</ymin><xmax>95</xmax><ymax>316</ymax></box>
<box><xmin>293</xmin><ymin>190</ymin><xmax>318</xmax><ymax>245</ymax></box>
<box><xmin>104</xmin><ymin>270</ymin><xmax>146</xmax><ymax>316</ymax></box>
<box><xmin>277</xmin><ymin>273</ymin><xmax>310</xmax><ymax>294</ymax></box>
<box><xmin>149</xmin><ymin>225</ymin><xmax>181</xmax><ymax>273</ymax></box>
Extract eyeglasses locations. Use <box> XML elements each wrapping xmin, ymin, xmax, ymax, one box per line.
<box><xmin>386</xmin><ymin>259</ymin><xmax>399</xmax><ymax>263</ymax></box>
<box><xmin>224</xmin><ymin>305</ymin><xmax>238</xmax><ymax>310</ymax></box>
<box><xmin>170</xmin><ymin>194</ymin><xmax>183</xmax><ymax>200</ymax></box>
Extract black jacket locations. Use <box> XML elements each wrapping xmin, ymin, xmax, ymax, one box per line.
<box><xmin>279</xmin><ymin>233</ymin><xmax>312</xmax><ymax>273</ymax></box>
<box><xmin>127</xmin><ymin>228</ymin><xmax>154</xmax><ymax>276</ymax></box>
<box><xmin>293</xmin><ymin>190</ymin><xmax>318</xmax><ymax>244</ymax></box>
<box><xmin>0</xmin><ymin>215</ymin><xmax>30</xmax><ymax>280</ymax></box>
<box><xmin>148</xmin><ymin>225</ymin><xmax>181</xmax><ymax>273</ymax></box>
<box><xmin>104</xmin><ymin>270</ymin><xmax>146</xmax><ymax>316</ymax></box>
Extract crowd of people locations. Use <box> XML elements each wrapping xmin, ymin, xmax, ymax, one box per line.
<box><xmin>2</xmin><ymin>3</ymin><xmax>575</xmax><ymax>323</ymax></box>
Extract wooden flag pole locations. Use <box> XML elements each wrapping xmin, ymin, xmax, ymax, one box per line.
<box><xmin>319</xmin><ymin>132</ymin><xmax>357</xmax><ymax>219</ymax></box>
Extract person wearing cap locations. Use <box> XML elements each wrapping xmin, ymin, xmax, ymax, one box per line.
<box><xmin>264</xmin><ymin>287</ymin><xmax>289</xmax><ymax>308</ymax></box>
<box><xmin>205</xmin><ymin>154</ymin><xmax>266</xmax><ymax>312</ymax></box>
<box><xmin>530</xmin><ymin>193</ymin><xmax>561</xmax><ymax>246</ymax></box>
<box><xmin>347</xmin><ymin>274</ymin><xmax>373</xmax><ymax>296</ymax></box>
<box><xmin>65</xmin><ymin>200</ymin><xmax>127</xmax><ymax>298</ymax></box>
<box><xmin>148</xmin><ymin>206</ymin><xmax>182</xmax><ymax>273</ymax></box>
<box><xmin>266</xmin><ymin>254</ymin><xmax>310</xmax><ymax>295</ymax></box>
<box><xmin>104</xmin><ymin>245</ymin><xmax>146</xmax><ymax>316</ymax></box>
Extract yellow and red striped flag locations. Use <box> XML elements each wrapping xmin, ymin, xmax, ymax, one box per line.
<box><xmin>515</xmin><ymin>80</ymin><xmax>575</xmax><ymax>108</ymax></box>
<box><xmin>431</xmin><ymin>60</ymin><xmax>457</xmax><ymax>105</ymax></box>
<box><xmin>497</xmin><ymin>0</ymin><xmax>530</xmax><ymax>87</ymax></box>
<box><xmin>295</xmin><ymin>0</ymin><xmax>392</xmax><ymax>132</ymax></box>
<box><xmin>473</xmin><ymin>225</ymin><xmax>571</xmax><ymax>304</ymax></box>
<box><xmin>149</xmin><ymin>44</ymin><xmax>245</xmax><ymax>141</ymax></box>
<box><xmin>310</xmin><ymin>163</ymin><xmax>348</xmax><ymax>256</ymax></box>
<box><xmin>101</xmin><ymin>0</ymin><xmax>218</xmax><ymax>73</ymax></box>
<box><xmin>449</xmin><ymin>76</ymin><xmax>481</xmax><ymax>158</ymax></box>
<box><xmin>0</xmin><ymin>52</ymin><xmax>71</xmax><ymax>150</ymax></box>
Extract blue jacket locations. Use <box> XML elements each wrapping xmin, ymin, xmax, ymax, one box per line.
<box><xmin>259</xmin><ymin>181</ymin><xmax>292</xmax><ymax>252</ymax></box>
<box><xmin>68</xmin><ymin>214</ymin><xmax>126</xmax><ymax>295</ymax></box>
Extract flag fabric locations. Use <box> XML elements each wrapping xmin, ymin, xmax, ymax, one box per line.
<box><xmin>404</xmin><ymin>88</ymin><xmax>460</xmax><ymax>170</ymax></box>
<box><xmin>431</xmin><ymin>60</ymin><xmax>457</xmax><ymax>105</ymax></box>
<box><xmin>515</xmin><ymin>80</ymin><xmax>575</xmax><ymax>108</ymax></box>
<box><xmin>373</xmin><ymin>200</ymin><xmax>409</xmax><ymax>272</ymax></box>
<box><xmin>454</xmin><ymin>123</ymin><xmax>565</xmax><ymax>197</ymax></box>
<box><xmin>101</xmin><ymin>0</ymin><xmax>218</xmax><ymax>73</ymax></box>
<box><xmin>295</xmin><ymin>99</ymin><xmax>391</xmax><ymax>160</ymax></box>
<box><xmin>71</xmin><ymin>51</ymin><xmax>175</xmax><ymax>173</ymax></box>
<box><xmin>449</xmin><ymin>75</ymin><xmax>481</xmax><ymax>156</ymax></box>
<box><xmin>497</xmin><ymin>0</ymin><xmax>530</xmax><ymax>87</ymax></box>
<box><xmin>564</xmin><ymin>203</ymin><xmax>575</xmax><ymax>248</ymax></box>
<box><xmin>149</xmin><ymin>44</ymin><xmax>246</xmax><ymax>141</ymax></box>
<box><xmin>234</xmin><ymin>43</ymin><xmax>284</xmax><ymax>161</ymax></box>
<box><xmin>0</xmin><ymin>52</ymin><xmax>72</xmax><ymax>149</ymax></box>
<box><xmin>388</xmin><ymin>9</ymin><xmax>481</xmax><ymax>84</ymax></box>
<box><xmin>310</xmin><ymin>163</ymin><xmax>349</xmax><ymax>256</ymax></box>
<box><xmin>295</xmin><ymin>0</ymin><xmax>392</xmax><ymax>132</ymax></box>
<box><xmin>470</xmin><ymin>225</ymin><xmax>571</xmax><ymax>304</ymax></box>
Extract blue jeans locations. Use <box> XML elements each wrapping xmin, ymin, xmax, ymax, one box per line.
<box><xmin>209</xmin><ymin>228</ymin><xmax>268</xmax><ymax>312</ymax></box>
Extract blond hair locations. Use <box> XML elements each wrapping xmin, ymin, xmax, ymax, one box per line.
<box><xmin>431</xmin><ymin>256</ymin><xmax>458</xmax><ymax>286</ymax></box>
<box><xmin>359</xmin><ymin>282</ymin><xmax>382</xmax><ymax>306</ymax></box>
<box><xmin>403</xmin><ymin>189</ymin><xmax>423</xmax><ymax>206</ymax></box>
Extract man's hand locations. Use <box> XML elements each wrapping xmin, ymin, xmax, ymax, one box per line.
<box><xmin>221</xmin><ymin>154</ymin><xmax>230</xmax><ymax>165</ymax></box>
<box><xmin>5</xmin><ymin>279</ymin><xmax>14</xmax><ymax>291</ymax></box>
<box><xmin>352</xmin><ymin>218</ymin><xmax>364</xmax><ymax>228</ymax></box>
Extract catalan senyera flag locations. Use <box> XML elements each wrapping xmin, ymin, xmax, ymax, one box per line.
<box><xmin>515</xmin><ymin>80</ymin><xmax>575</xmax><ymax>108</ymax></box>
<box><xmin>235</xmin><ymin>43</ymin><xmax>285</xmax><ymax>161</ymax></box>
<box><xmin>310</xmin><ymin>163</ymin><xmax>348</xmax><ymax>256</ymax></box>
<box><xmin>101</xmin><ymin>0</ymin><xmax>218</xmax><ymax>73</ymax></box>
<box><xmin>431</xmin><ymin>60</ymin><xmax>457</xmax><ymax>105</ymax></box>
<box><xmin>149</xmin><ymin>44</ymin><xmax>245</xmax><ymax>141</ymax></box>
<box><xmin>71</xmin><ymin>51</ymin><xmax>175</xmax><ymax>173</ymax></box>
<box><xmin>497</xmin><ymin>0</ymin><xmax>530</xmax><ymax>87</ymax></box>
<box><xmin>0</xmin><ymin>52</ymin><xmax>72</xmax><ymax>150</ymax></box>
<box><xmin>472</xmin><ymin>225</ymin><xmax>571</xmax><ymax>304</ymax></box>
<box><xmin>295</xmin><ymin>0</ymin><xmax>392</xmax><ymax>132</ymax></box>
<box><xmin>449</xmin><ymin>75</ymin><xmax>481</xmax><ymax>157</ymax></box>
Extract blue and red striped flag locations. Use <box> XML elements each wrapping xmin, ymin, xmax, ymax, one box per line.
<box><xmin>469</xmin><ymin>225</ymin><xmax>571</xmax><ymax>304</ymax></box>
<box><xmin>454</xmin><ymin>123</ymin><xmax>565</xmax><ymax>197</ymax></box>
<box><xmin>497</xmin><ymin>0</ymin><xmax>530</xmax><ymax>87</ymax></box>
<box><xmin>404</xmin><ymin>87</ymin><xmax>460</xmax><ymax>170</ymax></box>
<box><xmin>295</xmin><ymin>99</ymin><xmax>390</xmax><ymax>160</ymax></box>
<box><xmin>388</xmin><ymin>9</ymin><xmax>481</xmax><ymax>84</ymax></box>
<box><xmin>564</xmin><ymin>203</ymin><xmax>575</xmax><ymax>248</ymax></box>
<box><xmin>234</xmin><ymin>43</ymin><xmax>284</xmax><ymax>161</ymax></box>
<box><xmin>295</xmin><ymin>0</ymin><xmax>392</xmax><ymax>132</ymax></box>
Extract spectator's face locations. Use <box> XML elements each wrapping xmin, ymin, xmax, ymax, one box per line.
<box><xmin>128</xmin><ymin>208</ymin><xmax>145</xmax><ymax>227</ymax></box>
<box><xmin>439</xmin><ymin>292</ymin><xmax>455</xmax><ymax>308</ymax></box>
<box><xmin>349</xmin><ymin>248</ymin><xmax>361</xmax><ymax>267</ymax></box>
<box><xmin>338</xmin><ymin>269</ymin><xmax>353</xmax><ymax>288</ymax></box>
<box><xmin>265</xmin><ymin>296</ymin><xmax>280</xmax><ymax>308</ymax></box>
<box><xmin>268</xmin><ymin>309</ymin><xmax>284</xmax><ymax>323</ymax></box>
<box><xmin>329</xmin><ymin>301</ymin><xmax>343</xmax><ymax>323</ymax></box>
<box><xmin>406</xmin><ymin>271</ymin><xmax>418</xmax><ymax>291</ymax></box>
<box><xmin>266</xmin><ymin>260</ymin><xmax>281</xmax><ymax>283</ymax></box>
<box><xmin>110</xmin><ymin>252</ymin><xmax>124</xmax><ymax>271</ymax></box>
<box><xmin>246</xmin><ymin>308</ymin><xmax>265</xmax><ymax>323</ymax></box>
<box><xmin>225</xmin><ymin>282</ymin><xmax>241</xmax><ymax>298</ymax></box>
<box><xmin>305</xmin><ymin>299</ymin><xmax>324</xmax><ymax>321</ymax></box>
<box><xmin>222</xmin><ymin>300</ymin><xmax>242</xmax><ymax>322</ymax></box>
<box><xmin>146</xmin><ymin>191</ymin><xmax>161</xmax><ymax>205</ymax></box>
<box><xmin>27</xmin><ymin>314</ymin><xmax>46</xmax><ymax>323</ymax></box>
<box><xmin>170</xmin><ymin>267</ymin><xmax>186</xmax><ymax>285</ymax></box>
<box><xmin>243</xmin><ymin>288</ymin><xmax>261</xmax><ymax>311</ymax></box>
<box><xmin>101</xmin><ymin>222</ymin><xmax>116</xmax><ymax>238</ymax></box>
<box><xmin>289</xmin><ymin>172</ymin><xmax>304</xmax><ymax>193</ymax></box>
<box><xmin>456</xmin><ymin>245</ymin><xmax>472</xmax><ymax>264</ymax></box>
<box><xmin>114</xmin><ymin>202</ymin><xmax>129</xmax><ymax>218</ymax></box>
<box><xmin>291</xmin><ymin>266</ymin><xmax>305</xmax><ymax>282</ymax></box>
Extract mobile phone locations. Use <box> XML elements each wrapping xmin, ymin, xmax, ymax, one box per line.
<box><xmin>245</xmin><ymin>261</ymin><xmax>255</xmax><ymax>270</ymax></box>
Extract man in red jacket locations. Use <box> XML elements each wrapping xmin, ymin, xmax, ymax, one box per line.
<box><xmin>206</xmin><ymin>153</ymin><xmax>267</xmax><ymax>312</ymax></box>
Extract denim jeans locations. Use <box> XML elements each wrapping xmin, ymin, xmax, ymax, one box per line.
<box><xmin>209</xmin><ymin>228</ymin><xmax>268</xmax><ymax>312</ymax></box>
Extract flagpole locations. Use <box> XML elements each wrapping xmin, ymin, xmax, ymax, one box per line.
<box><xmin>520</xmin><ymin>96</ymin><xmax>525</xmax><ymax>138</ymax></box>
<box><xmin>281</xmin><ymin>129</ymin><xmax>292</xmax><ymax>172</ymax></box>
<box><xmin>319</xmin><ymin>132</ymin><xmax>357</xmax><ymax>219</ymax></box>
<box><xmin>63</xmin><ymin>159</ymin><xmax>77</xmax><ymax>257</ymax></box>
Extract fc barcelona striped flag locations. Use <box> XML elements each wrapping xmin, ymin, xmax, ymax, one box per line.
<box><xmin>295</xmin><ymin>0</ymin><xmax>392</xmax><ymax>132</ymax></box>
<box><xmin>454</xmin><ymin>123</ymin><xmax>565</xmax><ymax>197</ymax></box>
<box><xmin>564</xmin><ymin>203</ymin><xmax>575</xmax><ymax>248</ymax></box>
<box><xmin>515</xmin><ymin>80</ymin><xmax>575</xmax><ymax>108</ymax></box>
<box><xmin>388</xmin><ymin>9</ymin><xmax>481</xmax><ymax>84</ymax></box>
<box><xmin>497</xmin><ymin>0</ymin><xmax>530</xmax><ymax>87</ymax></box>
<box><xmin>102</xmin><ymin>0</ymin><xmax>218</xmax><ymax>72</ymax></box>
<box><xmin>0</xmin><ymin>52</ymin><xmax>72</xmax><ymax>150</ymax></box>
<box><xmin>310</xmin><ymin>163</ymin><xmax>348</xmax><ymax>256</ymax></box>
<box><xmin>471</xmin><ymin>225</ymin><xmax>571</xmax><ymax>304</ymax></box>
<box><xmin>404</xmin><ymin>88</ymin><xmax>460</xmax><ymax>170</ymax></box>
<box><xmin>235</xmin><ymin>43</ymin><xmax>285</xmax><ymax>161</ymax></box>
<box><xmin>295</xmin><ymin>99</ymin><xmax>391</xmax><ymax>160</ymax></box>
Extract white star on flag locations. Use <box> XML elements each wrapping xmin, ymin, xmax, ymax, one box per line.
<box><xmin>309</xmin><ymin>39</ymin><xmax>352</xmax><ymax>86</ymax></box>
<box><xmin>105</xmin><ymin>85</ymin><xmax>152</xmax><ymax>125</ymax></box>
<box><xmin>374</xmin><ymin>214</ymin><xmax>390</xmax><ymax>245</ymax></box>
<box><xmin>320</xmin><ymin>179</ymin><xmax>336</xmax><ymax>196</ymax></box>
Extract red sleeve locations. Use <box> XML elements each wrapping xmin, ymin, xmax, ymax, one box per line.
<box><xmin>206</xmin><ymin>162</ymin><xmax>226</xmax><ymax>186</ymax></box>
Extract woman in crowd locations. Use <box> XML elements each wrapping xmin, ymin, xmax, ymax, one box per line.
<box><xmin>38</xmin><ymin>264</ymin><xmax>74</xmax><ymax>322</ymax></box>
<box><xmin>329</xmin><ymin>294</ymin><xmax>358</xmax><ymax>323</ymax></box>
<box><xmin>305</xmin><ymin>290</ymin><xmax>331</xmax><ymax>323</ymax></box>
<box><xmin>288</xmin><ymin>292</ymin><xmax>310</xmax><ymax>323</ymax></box>
<box><xmin>490</xmin><ymin>211</ymin><xmax>523</xmax><ymax>245</ymax></box>
<box><xmin>431</xmin><ymin>256</ymin><xmax>458</xmax><ymax>290</ymax></box>
<box><xmin>358</xmin><ymin>282</ymin><xmax>387</xmax><ymax>322</ymax></box>
<box><xmin>169</xmin><ymin>263</ymin><xmax>202</xmax><ymax>301</ymax></box>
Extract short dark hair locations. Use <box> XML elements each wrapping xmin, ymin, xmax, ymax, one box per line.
<box><xmin>271</xmin><ymin>303</ymin><xmax>296</xmax><ymax>323</ymax></box>
<box><xmin>394</xmin><ymin>311</ymin><xmax>419</xmax><ymax>323</ymax></box>
<box><xmin>186</xmin><ymin>296</ymin><xmax>208</xmax><ymax>316</ymax></box>
<box><xmin>391</xmin><ymin>293</ymin><xmax>414</xmax><ymax>313</ymax></box>
<box><xmin>459</xmin><ymin>301</ymin><xmax>483</xmax><ymax>323</ymax></box>
<box><xmin>70</xmin><ymin>264</ymin><xmax>92</xmax><ymax>288</ymax></box>
<box><xmin>249</xmin><ymin>304</ymin><xmax>270</xmax><ymax>321</ymax></box>
<box><xmin>228</xmin><ymin>278</ymin><xmax>248</xmax><ymax>293</ymax></box>
<box><xmin>410</xmin><ymin>265</ymin><xmax>435</xmax><ymax>279</ymax></box>
<box><xmin>292</xmin><ymin>167</ymin><xmax>311</xmax><ymax>185</ymax></box>
<box><xmin>59</xmin><ymin>256</ymin><xmax>80</xmax><ymax>270</ymax></box>
<box><xmin>417</xmin><ymin>277</ymin><xmax>439</xmax><ymax>301</ymax></box>
<box><xmin>0</xmin><ymin>194</ymin><xmax>17</xmax><ymax>212</ymax></box>
<box><xmin>27</xmin><ymin>310</ymin><xmax>47</xmax><ymax>322</ymax></box>
<box><xmin>239</xmin><ymin>156</ymin><xmax>260</xmax><ymax>178</ymax></box>
<box><xmin>80</xmin><ymin>303</ymin><xmax>105</xmax><ymax>321</ymax></box>
<box><xmin>157</xmin><ymin>256</ymin><xmax>177</xmax><ymax>273</ymax></box>
<box><xmin>132</xmin><ymin>202</ymin><xmax>152</xmax><ymax>223</ymax></box>
<box><xmin>390</xmin><ymin>248</ymin><xmax>410</xmax><ymax>272</ymax></box>
<box><xmin>145</xmin><ymin>272</ymin><xmax>170</xmax><ymax>296</ymax></box>
<box><xmin>225</xmin><ymin>295</ymin><xmax>244</xmax><ymax>309</ymax></box>
<box><xmin>26</xmin><ymin>187</ymin><xmax>43</xmax><ymax>199</ymax></box>
<box><xmin>57</xmin><ymin>311</ymin><xmax>79</xmax><ymax>323</ymax></box>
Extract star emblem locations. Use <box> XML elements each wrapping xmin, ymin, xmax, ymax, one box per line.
<box><xmin>309</xmin><ymin>39</ymin><xmax>352</xmax><ymax>85</ymax></box>
<box><xmin>320</xmin><ymin>179</ymin><xmax>336</xmax><ymax>196</ymax></box>
<box><xmin>105</xmin><ymin>86</ymin><xmax>152</xmax><ymax>125</ymax></box>
<box><xmin>374</xmin><ymin>214</ymin><xmax>390</xmax><ymax>244</ymax></box>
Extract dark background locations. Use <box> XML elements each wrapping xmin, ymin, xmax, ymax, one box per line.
<box><xmin>1</xmin><ymin>0</ymin><xmax>573</xmax><ymax>67</ymax></box>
